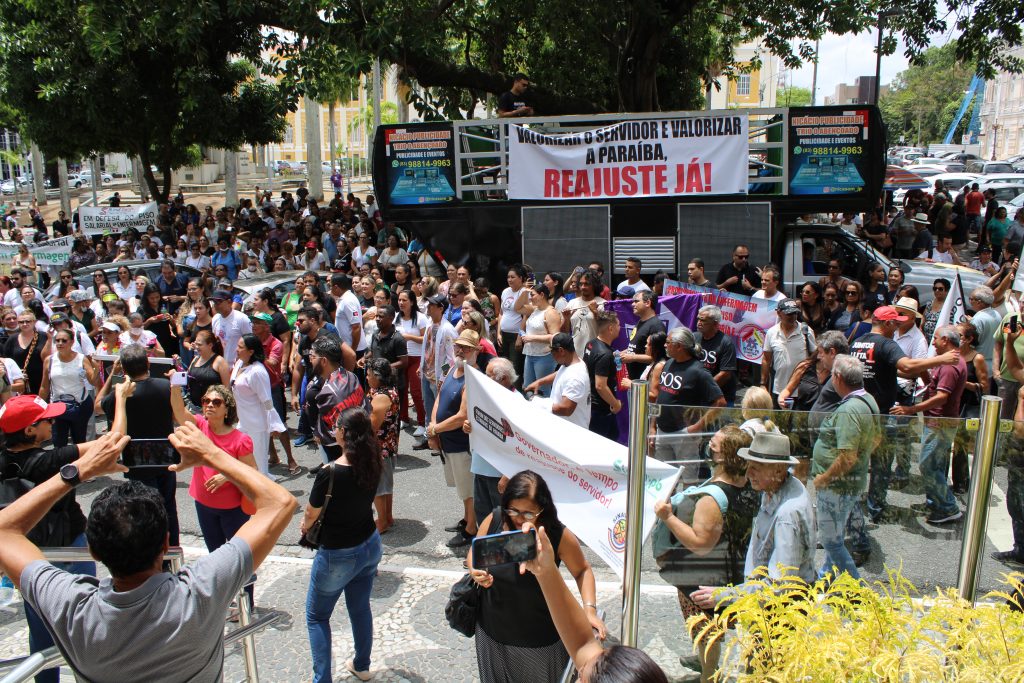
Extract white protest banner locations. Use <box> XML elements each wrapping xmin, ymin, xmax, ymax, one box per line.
<box><xmin>80</xmin><ymin>202</ymin><xmax>158</xmax><ymax>236</ymax></box>
<box><xmin>507</xmin><ymin>116</ymin><xmax>749</xmax><ymax>200</ymax></box>
<box><xmin>662</xmin><ymin>279</ymin><xmax>779</xmax><ymax>364</ymax></box>
<box><xmin>0</xmin><ymin>236</ymin><xmax>74</xmax><ymax>267</ymax></box>
<box><xmin>465</xmin><ymin>366</ymin><xmax>679</xmax><ymax>578</ymax></box>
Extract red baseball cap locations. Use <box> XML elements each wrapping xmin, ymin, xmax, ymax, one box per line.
<box><xmin>0</xmin><ymin>395</ymin><xmax>66</xmax><ymax>433</ymax></box>
<box><xmin>873</xmin><ymin>306</ymin><xmax>908</xmax><ymax>322</ymax></box>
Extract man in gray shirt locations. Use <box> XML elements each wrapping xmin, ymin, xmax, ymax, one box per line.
<box><xmin>0</xmin><ymin>419</ymin><xmax>298</xmax><ymax>683</ymax></box>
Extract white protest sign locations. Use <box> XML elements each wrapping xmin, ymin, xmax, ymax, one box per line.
<box><xmin>0</xmin><ymin>236</ymin><xmax>74</xmax><ymax>267</ymax></box>
<box><xmin>79</xmin><ymin>202</ymin><xmax>158</xmax><ymax>236</ymax></box>
<box><xmin>465</xmin><ymin>366</ymin><xmax>679</xmax><ymax>578</ymax></box>
<box><xmin>507</xmin><ymin>117</ymin><xmax>749</xmax><ymax>200</ymax></box>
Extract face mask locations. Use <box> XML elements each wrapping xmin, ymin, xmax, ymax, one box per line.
<box><xmin>247</xmin><ymin>265</ymin><xmax>257</xmax><ymax>272</ymax></box>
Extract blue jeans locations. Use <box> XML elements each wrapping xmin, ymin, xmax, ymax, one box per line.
<box><xmin>24</xmin><ymin>533</ymin><xmax>95</xmax><ymax>683</ymax></box>
<box><xmin>421</xmin><ymin>376</ymin><xmax>438</xmax><ymax>425</ymax></box>
<box><xmin>297</xmin><ymin>374</ymin><xmax>311</xmax><ymax>437</ymax></box>
<box><xmin>195</xmin><ymin>501</ymin><xmax>254</xmax><ymax>607</ymax></box>
<box><xmin>523</xmin><ymin>353</ymin><xmax>556</xmax><ymax>397</ymax></box>
<box><xmin>919</xmin><ymin>425</ymin><xmax>958</xmax><ymax>516</ymax></box>
<box><xmin>52</xmin><ymin>398</ymin><xmax>94</xmax><ymax>449</ymax></box>
<box><xmin>817</xmin><ymin>488</ymin><xmax>862</xmax><ymax>581</ymax></box>
<box><xmin>306</xmin><ymin>532</ymin><xmax>383</xmax><ymax>682</ymax></box>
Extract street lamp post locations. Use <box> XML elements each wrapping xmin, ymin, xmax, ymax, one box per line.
<box><xmin>873</xmin><ymin>10</ymin><xmax>902</xmax><ymax>105</ymax></box>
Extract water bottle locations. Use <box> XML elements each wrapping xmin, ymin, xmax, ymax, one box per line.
<box><xmin>0</xmin><ymin>574</ymin><xmax>15</xmax><ymax>610</ymax></box>
<box><xmin>613</xmin><ymin>351</ymin><xmax>628</xmax><ymax>391</ymax></box>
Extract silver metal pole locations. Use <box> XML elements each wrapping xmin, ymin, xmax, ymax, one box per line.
<box><xmin>237</xmin><ymin>586</ymin><xmax>260</xmax><ymax>682</ymax></box>
<box><xmin>0</xmin><ymin>648</ymin><xmax>62</xmax><ymax>683</ymax></box>
<box><xmin>89</xmin><ymin>157</ymin><xmax>99</xmax><ymax>206</ymax></box>
<box><xmin>620</xmin><ymin>380</ymin><xmax>650</xmax><ymax>647</ymax></box>
<box><xmin>957</xmin><ymin>394</ymin><xmax>1002</xmax><ymax>604</ymax></box>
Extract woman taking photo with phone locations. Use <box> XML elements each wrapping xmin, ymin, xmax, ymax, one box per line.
<box><xmin>468</xmin><ymin>470</ymin><xmax>605</xmax><ymax>683</ymax></box>
<box><xmin>304</xmin><ymin>408</ymin><xmax>383</xmax><ymax>683</ymax></box>
<box><xmin>168</xmin><ymin>381</ymin><xmax>259</xmax><ymax>612</ymax></box>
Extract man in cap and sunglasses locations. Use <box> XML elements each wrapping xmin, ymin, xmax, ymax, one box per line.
<box><xmin>689</xmin><ymin>430</ymin><xmax>815</xmax><ymax>609</ymax></box>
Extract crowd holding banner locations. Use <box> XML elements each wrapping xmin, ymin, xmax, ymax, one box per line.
<box><xmin>465</xmin><ymin>366</ymin><xmax>680</xmax><ymax>578</ymax></box>
<box><xmin>662</xmin><ymin>279</ymin><xmax>779</xmax><ymax>363</ymax></box>
<box><xmin>79</xmin><ymin>201</ymin><xmax>158</xmax><ymax>236</ymax></box>
<box><xmin>507</xmin><ymin>116</ymin><xmax>750</xmax><ymax>200</ymax></box>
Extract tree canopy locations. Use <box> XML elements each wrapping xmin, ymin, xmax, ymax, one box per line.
<box><xmin>879</xmin><ymin>43</ymin><xmax>975</xmax><ymax>147</ymax></box>
<box><xmin>1</xmin><ymin>0</ymin><xmax>1021</xmax><ymax>204</ymax></box>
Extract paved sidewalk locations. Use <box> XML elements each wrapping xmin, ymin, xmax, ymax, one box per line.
<box><xmin>0</xmin><ymin>542</ymin><xmax>704</xmax><ymax>683</ymax></box>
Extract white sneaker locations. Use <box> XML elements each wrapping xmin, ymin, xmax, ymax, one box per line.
<box><xmin>412</xmin><ymin>426</ymin><xmax>426</xmax><ymax>437</ymax></box>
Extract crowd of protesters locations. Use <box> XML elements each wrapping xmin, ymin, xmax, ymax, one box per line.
<box><xmin>0</xmin><ymin>179</ymin><xmax>1023</xmax><ymax>683</ymax></box>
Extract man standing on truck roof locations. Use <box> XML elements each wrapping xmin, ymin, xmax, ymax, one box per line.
<box><xmin>716</xmin><ymin>245</ymin><xmax>761</xmax><ymax>295</ymax></box>
<box><xmin>497</xmin><ymin>73</ymin><xmax>534</xmax><ymax>118</ymax></box>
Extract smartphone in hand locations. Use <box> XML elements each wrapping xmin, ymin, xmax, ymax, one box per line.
<box><xmin>471</xmin><ymin>528</ymin><xmax>538</xmax><ymax>570</ymax></box>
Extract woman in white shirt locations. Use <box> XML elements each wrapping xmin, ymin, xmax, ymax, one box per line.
<box><xmin>498</xmin><ymin>264</ymin><xmax>531</xmax><ymax>383</ymax></box>
<box><xmin>396</xmin><ymin>289</ymin><xmax>429</xmax><ymax>430</ymax></box>
<box><xmin>112</xmin><ymin>265</ymin><xmax>138</xmax><ymax>301</ymax></box>
<box><xmin>39</xmin><ymin>327</ymin><xmax>99</xmax><ymax>447</ymax></box>
<box><xmin>352</xmin><ymin>234</ymin><xmax>378</xmax><ymax>271</ymax></box>
<box><xmin>230</xmin><ymin>333</ymin><xmax>286</xmax><ymax>477</ymax></box>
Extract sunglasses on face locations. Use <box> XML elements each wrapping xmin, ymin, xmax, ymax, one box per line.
<box><xmin>202</xmin><ymin>397</ymin><xmax>224</xmax><ymax>407</ymax></box>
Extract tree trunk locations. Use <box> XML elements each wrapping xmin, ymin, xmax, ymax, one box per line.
<box><xmin>57</xmin><ymin>158</ymin><xmax>71</xmax><ymax>219</ymax></box>
<box><xmin>224</xmin><ymin>149</ymin><xmax>238</xmax><ymax>206</ymax></box>
<box><xmin>616</xmin><ymin>14</ymin><xmax>670</xmax><ymax>112</ymax></box>
<box><xmin>306</xmin><ymin>99</ymin><xmax>323</xmax><ymax>202</ymax></box>
<box><xmin>30</xmin><ymin>144</ymin><xmax>46</xmax><ymax>206</ymax></box>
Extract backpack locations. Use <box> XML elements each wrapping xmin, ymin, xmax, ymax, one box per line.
<box><xmin>0</xmin><ymin>450</ymin><xmax>71</xmax><ymax>546</ymax></box>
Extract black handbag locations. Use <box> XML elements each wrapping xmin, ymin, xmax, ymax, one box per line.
<box><xmin>299</xmin><ymin>464</ymin><xmax>335</xmax><ymax>549</ymax></box>
<box><xmin>445</xmin><ymin>573</ymin><xmax>481</xmax><ymax>637</ymax></box>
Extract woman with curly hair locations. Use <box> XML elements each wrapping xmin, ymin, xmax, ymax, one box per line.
<box><xmin>366</xmin><ymin>358</ymin><xmax>400</xmax><ymax>534</ymax></box>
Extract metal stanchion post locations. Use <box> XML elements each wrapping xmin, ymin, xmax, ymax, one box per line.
<box><xmin>237</xmin><ymin>585</ymin><xmax>260</xmax><ymax>682</ymax></box>
<box><xmin>620</xmin><ymin>381</ymin><xmax>649</xmax><ymax>647</ymax></box>
<box><xmin>957</xmin><ymin>394</ymin><xmax>1002</xmax><ymax>605</ymax></box>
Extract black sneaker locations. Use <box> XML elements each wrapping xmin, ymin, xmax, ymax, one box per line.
<box><xmin>991</xmin><ymin>550</ymin><xmax>1024</xmax><ymax>567</ymax></box>
<box><xmin>851</xmin><ymin>550</ymin><xmax>871</xmax><ymax>567</ymax></box>
<box><xmin>444</xmin><ymin>519</ymin><xmax>467</xmax><ymax>533</ymax></box>
<box><xmin>678</xmin><ymin>654</ymin><xmax>701</xmax><ymax>672</ymax></box>
<box><xmin>926</xmin><ymin>509</ymin><xmax>963</xmax><ymax>524</ymax></box>
<box><xmin>446</xmin><ymin>529</ymin><xmax>473</xmax><ymax>548</ymax></box>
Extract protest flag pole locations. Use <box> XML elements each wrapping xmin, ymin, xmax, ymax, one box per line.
<box><xmin>620</xmin><ymin>381</ymin><xmax>650</xmax><ymax>647</ymax></box>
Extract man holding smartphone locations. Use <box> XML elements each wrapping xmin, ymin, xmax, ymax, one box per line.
<box><xmin>0</xmin><ymin>420</ymin><xmax>297</xmax><ymax>683</ymax></box>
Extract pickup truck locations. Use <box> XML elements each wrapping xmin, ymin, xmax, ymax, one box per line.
<box><xmin>778</xmin><ymin>223</ymin><xmax>989</xmax><ymax>302</ymax></box>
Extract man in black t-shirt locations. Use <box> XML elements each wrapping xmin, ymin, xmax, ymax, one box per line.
<box><xmin>497</xmin><ymin>73</ymin><xmax>534</xmax><ymax>118</ymax></box>
<box><xmin>366</xmin><ymin>304</ymin><xmax>408</xmax><ymax>384</ymax></box>
<box><xmin>715</xmin><ymin>244</ymin><xmax>761</xmax><ymax>295</ymax></box>
<box><xmin>583</xmin><ymin>311</ymin><xmax>622</xmax><ymax>441</ymax></box>
<box><xmin>97</xmin><ymin>345</ymin><xmax>179</xmax><ymax>546</ymax></box>
<box><xmin>849</xmin><ymin>306</ymin><xmax>961</xmax><ymax>520</ymax></box>
<box><xmin>654</xmin><ymin>327</ymin><xmax>725</xmax><ymax>479</ymax></box>
<box><xmin>695</xmin><ymin>304</ymin><xmax>737</xmax><ymax>405</ymax></box>
<box><xmin>621</xmin><ymin>291</ymin><xmax>664</xmax><ymax>380</ymax></box>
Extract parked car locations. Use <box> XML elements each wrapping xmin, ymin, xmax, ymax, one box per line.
<box><xmin>79</xmin><ymin>170</ymin><xmax>113</xmax><ymax>185</ymax></box>
<box><xmin>896</xmin><ymin>151</ymin><xmax>924</xmax><ymax>166</ymax></box>
<box><xmin>229</xmin><ymin>272</ymin><xmax>300</xmax><ymax>308</ymax></box>
<box><xmin>46</xmin><ymin>260</ymin><xmax>205</xmax><ymax>302</ymax></box>
<box><xmin>903</xmin><ymin>164</ymin><xmax>948</xmax><ymax>177</ymax></box>
<box><xmin>67</xmin><ymin>173</ymin><xmax>89</xmax><ymax>189</ymax></box>
<box><xmin>976</xmin><ymin>182</ymin><xmax>1024</xmax><ymax>204</ymax></box>
<box><xmin>965</xmin><ymin>160</ymin><xmax>1017</xmax><ymax>175</ymax></box>
<box><xmin>1008</xmin><ymin>192</ymin><xmax>1024</xmax><ymax>211</ymax></box>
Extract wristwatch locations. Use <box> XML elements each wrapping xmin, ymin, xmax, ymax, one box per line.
<box><xmin>59</xmin><ymin>463</ymin><xmax>81</xmax><ymax>488</ymax></box>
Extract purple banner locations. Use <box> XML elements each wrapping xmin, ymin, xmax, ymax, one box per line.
<box><xmin>604</xmin><ymin>293</ymin><xmax>702</xmax><ymax>444</ymax></box>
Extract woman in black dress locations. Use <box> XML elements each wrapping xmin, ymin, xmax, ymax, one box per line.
<box><xmin>139</xmin><ymin>283</ymin><xmax>177</xmax><ymax>357</ymax></box>
<box><xmin>185</xmin><ymin>330</ymin><xmax>230</xmax><ymax>409</ymax></box>
<box><xmin>4</xmin><ymin>310</ymin><xmax>50</xmax><ymax>394</ymax></box>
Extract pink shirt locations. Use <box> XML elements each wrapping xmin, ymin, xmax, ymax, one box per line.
<box><xmin>188</xmin><ymin>415</ymin><xmax>254</xmax><ymax>509</ymax></box>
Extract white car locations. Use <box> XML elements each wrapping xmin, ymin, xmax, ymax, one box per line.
<box><xmin>904</xmin><ymin>164</ymin><xmax>949</xmax><ymax>177</ymax></box>
<box><xmin>1008</xmin><ymin>192</ymin><xmax>1024</xmax><ymax>210</ymax></box>
<box><xmin>79</xmin><ymin>170</ymin><xmax>113</xmax><ymax>184</ymax></box>
<box><xmin>976</xmin><ymin>182</ymin><xmax>1024</xmax><ymax>204</ymax></box>
<box><xmin>67</xmin><ymin>173</ymin><xmax>88</xmax><ymax>188</ymax></box>
<box><xmin>892</xmin><ymin>172</ymin><xmax>979</xmax><ymax>205</ymax></box>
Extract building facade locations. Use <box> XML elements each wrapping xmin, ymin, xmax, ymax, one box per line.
<box><xmin>707</xmin><ymin>41</ymin><xmax>782</xmax><ymax>109</ymax></box>
<box><xmin>978</xmin><ymin>47</ymin><xmax>1024</xmax><ymax>160</ymax></box>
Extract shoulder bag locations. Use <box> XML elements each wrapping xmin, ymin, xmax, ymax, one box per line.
<box><xmin>298</xmin><ymin>463</ymin><xmax>335</xmax><ymax>549</ymax></box>
<box><xmin>445</xmin><ymin>508</ymin><xmax>501</xmax><ymax>637</ymax></box>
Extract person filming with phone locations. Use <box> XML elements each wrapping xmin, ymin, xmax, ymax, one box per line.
<box><xmin>0</xmin><ymin>382</ymin><xmax>132</xmax><ymax>683</ymax></box>
<box><xmin>0</xmin><ymin>414</ymin><xmax>297</xmax><ymax>683</ymax></box>
<box><xmin>467</xmin><ymin>470</ymin><xmax>605</xmax><ymax>683</ymax></box>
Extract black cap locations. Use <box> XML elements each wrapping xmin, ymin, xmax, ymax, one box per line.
<box><xmin>427</xmin><ymin>294</ymin><xmax>448</xmax><ymax>309</ymax></box>
<box><xmin>210</xmin><ymin>289</ymin><xmax>233</xmax><ymax>301</ymax></box>
<box><xmin>550</xmin><ymin>332</ymin><xmax>575</xmax><ymax>353</ymax></box>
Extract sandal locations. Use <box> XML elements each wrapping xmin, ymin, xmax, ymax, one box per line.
<box><xmin>267</xmin><ymin>458</ymin><xmax>282</xmax><ymax>468</ymax></box>
<box><xmin>288</xmin><ymin>463</ymin><xmax>301</xmax><ymax>476</ymax></box>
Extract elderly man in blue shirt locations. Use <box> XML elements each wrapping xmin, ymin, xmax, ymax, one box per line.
<box><xmin>690</xmin><ymin>430</ymin><xmax>816</xmax><ymax>610</ymax></box>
